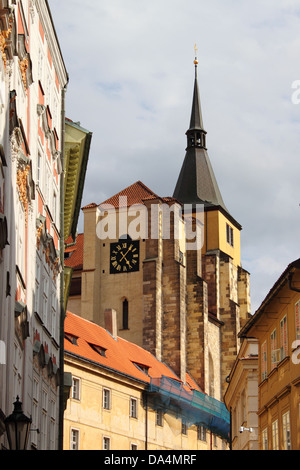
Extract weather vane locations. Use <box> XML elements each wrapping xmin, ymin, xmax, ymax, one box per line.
<box><xmin>194</xmin><ymin>43</ymin><xmax>198</xmax><ymax>65</ymax></box>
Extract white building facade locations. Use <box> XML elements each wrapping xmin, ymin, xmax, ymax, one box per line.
<box><xmin>0</xmin><ymin>0</ymin><xmax>68</xmax><ymax>450</ymax></box>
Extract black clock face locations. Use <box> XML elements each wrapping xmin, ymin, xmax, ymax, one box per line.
<box><xmin>110</xmin><ymin>239</ymin><xmax>140</xmax><ymax>274</ymax></box>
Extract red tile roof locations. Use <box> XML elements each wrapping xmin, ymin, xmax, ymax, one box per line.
<box><xmin>100</xmin><ymin>181</ymin><xmax>161</xmax><ymax>208</ymax></box>
<box><xmin>65</xmin><ymin>233</ymin><xmax>84</xmax><ymax>271</ymax></box>
<box><xmin>64</xmin><ymin>310</ymin><xmax>201</xmax><ymax>392</ymax></box>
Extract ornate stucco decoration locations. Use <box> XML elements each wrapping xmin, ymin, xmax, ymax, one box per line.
<box><xmin>0</xmin><ymin>14</ymin><xmax>13</xmax><ymax>69</ymax></box>
<box><xmin>17</xmin><ymin>34</ymin><xmax>33</xmax><ymax>90</ymax></box>
<box><xmin>16</xmin><ymin>163</ymin><xmax>30</xmax><ymax>226</ymax></box>
<box><xmin>36</xmin><ymin>214</ymin><xmax>61</xmax><ymax>280</ymax></box>
<box><xmin>16</xmin><ymin>155</ymin><xmax>34</xmax><ymax>227</ymax></box>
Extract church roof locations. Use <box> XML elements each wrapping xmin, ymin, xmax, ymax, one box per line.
<box><xmin>173</xmin><ymin>61</ymin><xmax>229</xmax><ymax>215</ymax></box>
<box><xmin>101</xmin><ymin>180</ymin><xmax>160</xmax><ymax>208</ymax></box>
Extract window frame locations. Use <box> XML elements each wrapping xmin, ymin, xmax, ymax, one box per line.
<box><xmin>130</xmin><ymin>397</ymin><xmax>137</xmax><ymax>419</ymax></box>
<box><xmin>280</xmin><ymin>315</ymin><xmax>288</xmax><ymax>361</ymax></box>
<box><xmin>103</xmin><ymin>388</ymin><xmax>111</xmax><ymax>410</ymax></box>
<box><xmin>72</xmin><ymin>377</ymin><xmax>81</xmax><ymax>401</ymax></box>
<box><xmin>282</xmin><ymin>411</ymin><xmax>291</xmax><ymax>450</ymax></box>
<box><xmin>70</xmin><ymin>428</ymin><xmax>80</xmax><ymax>451</ymax></box>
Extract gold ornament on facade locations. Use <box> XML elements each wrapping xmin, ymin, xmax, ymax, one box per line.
<box><xmin>19</xmin><ymin>58</ymin><xmax>29</xmax><ymax>89</ymax></box>
<box><xmin>0</xmin><ymin>17</ymin><xmax>12</xmax><ymax>69</ymax></box>
<box><xmin>16</xmin><ymin>164</ymin><xmax>30</xmax><ymax>226</ymax></box>
<box><xmin>36</xmin><ymin>222</ymin><xmax>44</xmax><ymax>249</ymax></box>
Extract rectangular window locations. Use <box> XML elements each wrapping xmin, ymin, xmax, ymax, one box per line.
<box><xmin>226</xmin><ymin>224</ymin><xmax>234</xmax><ymax>247</ymax></box>
<box><xmin>282</xmin><ymin>411</ymin><xmax>291</xmax><ymax>450</ymax></box>
<box><xmin>261</xmin><ymin>341</ymin><xmax>267</xmax><ymax>381</ymax></box>
<box><xmin>280</xmin><ymin>316</ymin><xmax>288</xmax><ymax>361</ymax></box>
<box><xmin>72</xmin><ymin>377</ymin><xmax>80</xmax><ymax>401</ymax></box>
<box><xmin>272</xmin><ymin>419</ymin><xmax>279</xmax><ymax>450</ymax></box>
<box><xmin>103</xmin><ymin>388</ymin><xmax>111</xmax><ymax>410</ymax></box>
<box><xmin>197</xmin><ymin>425</ymin><xmax>207</xmax><ymax>442</ymax></box>
<box><xmin>156</xmin><ymin>410</ymin><xmax>163</xmax><ymax>427</ymax></box>
<box><xmin>35</xmin><ymin>256</ymin><xmax>41</xmax><ymax>314</ymax></box>
<box><xmin>53</xmin><ymin>191</ymin><xmax>57</xmax><ymax>223</ymax></box>
<box><xmin>71</xmin><ymin>429</ymin><xmax>79</xmax><ymax>450</ymax></box>
<box><xmin>295</xmin><ymin>300</ymin><xmax>300</xmax><ymax>340</ymax></box>
<box><xmin>182</xmin><ymin>420</ymin><xmax>187</xmax><ymax>435</ymax></box>
<box><xmin>37</xmin><ymin>152</ymin><xmax>42</xmax><ymax>187</ymax></box>
<box><xmin>271</xmin><ymin>329</ymin><xmax>279</xmax><ymax>370</ymax></box>
<box><xmin>262</xmin><ymin>428</ymin><xmax>268</xmax><ymax>450</ymax></box>
<box><xmin>103</xmin><ymin>436</ymin><xmax>110</xmax><ymax>450</ymax></box>
<box><xmin>130</xmin><ymin>398</ymin><xmax>137</xmax><ymax>418</ymax></box>
<box><xmin>131</xmin><ymin>443</ymin><xmax>138</xmax><ymax>450</ymax></box>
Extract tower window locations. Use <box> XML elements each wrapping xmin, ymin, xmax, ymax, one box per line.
<box><xmin>122</xmin><ymin>299</ymin><xmax>129</xmax><ymax>330</ymax></box>
<box><xmin>226</xmin><ymin>224</ymin><xmax>234</xmax><ymax>247</ymax></box>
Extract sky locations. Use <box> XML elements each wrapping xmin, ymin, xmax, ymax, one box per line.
<box><xmin>50</xmin><ymin>0</ymin><xmax>300</xmax><ymax>313</ymax></box>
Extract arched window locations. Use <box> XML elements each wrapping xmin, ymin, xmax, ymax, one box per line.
<box><xmin>122</xmin><ymin>299</ymin><xmax>129</xmax><ymax>330</ymax></box>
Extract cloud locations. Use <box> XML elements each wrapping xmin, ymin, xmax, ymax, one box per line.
<box><xmin>50</xmin><ymin>0</ymin><xmax>300</xmax><ymax>313</ymax></box>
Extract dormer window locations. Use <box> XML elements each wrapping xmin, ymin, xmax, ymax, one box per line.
<box><xmin>89</xmin><ymin>343</ymin><xmax>107</xmax><ymax>357</ymax></box>
<box><xmin>133</xmin><ymin>362</ymin><xmax>149</xmax><ymax>375</ymax></box>
<box><xmin>65</xmin><ymin>333</ymin><xmax>78</xmax><ymax>346</ymax></box>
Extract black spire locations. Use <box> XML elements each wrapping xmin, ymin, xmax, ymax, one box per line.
<box><xmin>173</xmin><ymin>48</ymin><xmax>228</xmax><ymax>213</ymax></box>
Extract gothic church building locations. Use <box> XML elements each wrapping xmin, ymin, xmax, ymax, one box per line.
<box><xmin>65</xmin><ymin>59</ymin><xmax>251</xmax><ymax>401</ymax></box>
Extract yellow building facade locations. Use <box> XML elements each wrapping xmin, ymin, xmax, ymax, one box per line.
<box><xmin>63</xmin><ymin>311</ymin><xmax>229</xmax><ymax>450</ymax></box>
<box><xmin>239</xmin><ymin>258</ymin><xmax>300</xmax><ymax>450</ymax></box>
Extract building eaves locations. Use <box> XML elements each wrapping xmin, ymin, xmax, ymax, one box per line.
<box><xmin>239</xmin><ymin>258</ymin><xmax>300</xmax><ymax>338</ymax></box>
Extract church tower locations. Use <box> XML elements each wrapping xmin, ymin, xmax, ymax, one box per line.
<box><xmin>173</xmin><ymin>49</ymin><xmax>251</xmax><ymax>395</ymax></box>
<box><xmin>66</xmin><ymin>50</ymin><xmax>251</xmax><ymax>399</ymax></box>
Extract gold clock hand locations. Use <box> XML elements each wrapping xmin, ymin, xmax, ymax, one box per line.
<box><xmin>119</xmin><ymin>244</ymin><xmax>133</xmax><ymax>262</ymax></box>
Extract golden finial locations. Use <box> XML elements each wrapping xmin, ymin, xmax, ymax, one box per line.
<box><xmin>194</xmin><ymin>43</ymin><xmax>198</xmax><ymax>65</ymax></box>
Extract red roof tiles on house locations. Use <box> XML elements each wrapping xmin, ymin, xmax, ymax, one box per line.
<box><xmin>100</xmin><ymin>181</ymin><xmax>161</xmax><ymax>208</ymax></box>
<box><xmin>64</xmin><ymin>233</ymin><xmax>84</xmax><ymax>271</ymax></box>
<box><xmin>64</xmin><ymin>310</ymin><xmax>201</xmax><ymax>392</ymax></box>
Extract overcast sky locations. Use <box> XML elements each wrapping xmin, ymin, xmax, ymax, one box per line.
<box><xmin>50</xmin><ymin>0</ymin><xmax>300</xmax><ymax>313</ymax></box>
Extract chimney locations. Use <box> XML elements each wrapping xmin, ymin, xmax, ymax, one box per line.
<box><xmin>104</xmin><ymin>309</ymin><xmax>117</xmax><ymax>339</ymax></box>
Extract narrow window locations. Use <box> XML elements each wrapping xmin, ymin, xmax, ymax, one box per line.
<box><xmin>123</xmin><ymin>299</ymin><xmax>129</xmax><ymax>330</ymax></box>
<box><xmin>272</xmin><ymin>419</ymin><xmax>279</xmax><ymax>450</ymax></box>
<box><xmin>226</xmin><ymin>224</ymin><xmax>234</xmax><ymax>247</ymax></box>
<box><xmin>197</xmin><ymin>425</ymin><xmax>207</xmax><ymax>442</ymax></box>
<box><xmin>280</xmin><ymin>316</ymin><xmax>288</xmax><ymax>361</ymax></box>
<box><xmin>103</xmin><ymin>436</ymin><xmax>110</xmax><ymax>450</ymax></box>
<box><xmin>103</xmin><ymin>388</ymin><xmax>111</xmax><ymax>410</ymax></box>
<box><xmin>72</xmin><ymin>377</ymin><xmax>80</xmax><ymax>401</ymax></box>
<box><xmin>156</xmin><ymin>410</ymin><xmax>163</xmax><ymax>427</ymax></box>
<box><xmin>70</xmin><ymin>429</ymin><xmax>79</xmax><ymax>450</ymax></box>
<box><xmin>261</xmin><ymin>341</ymin><xmax>267</xmax><ymax>381</ymax></box>
<box><xmin>130</xmin><ymin>398</ymin><xmax>137</xmax><ymax>418</ymax></box>
<box><xmin>282</xmin><ymin>411</ymin><xmax>291</xmax><ymax>450</ymax></box>
<box><xmin>262</xmin><ymin>428</ymin><xmax>268</xmax><ymax>450</ymax></box>
<box><xmin>271</xmin><ymin>329</ymin><xmax>279</xmax><ymax>370</ymax></box>
<box><xmin>295</xmin><ymin>300</ymin><xmax>300</xmax><ymax>340</ymax></box>
<box><xmin>181</xmin><ymin>420</ymin><xmax>187</xmax><ymax>435</ymax></box>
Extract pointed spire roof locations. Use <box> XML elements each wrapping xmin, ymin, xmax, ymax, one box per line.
<box><xmin>189</xmin><ymin>64</ymin><xmax>204</xmax><ymax>131</ymax></box>
<box><xmin>173</xmin><ymin>50</ymin><xmax>231</xmax><ymax>218</ymax></box>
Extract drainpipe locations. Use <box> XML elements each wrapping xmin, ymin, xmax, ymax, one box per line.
<box><xmin>58</xmin><ymin>79</ymin><xmax>68</xmax><ymax>451</ymax></box>
<box><xmin>145</xmin><ymin>392</ymin><xmax>148</xmax><ymax>450</ymax></box>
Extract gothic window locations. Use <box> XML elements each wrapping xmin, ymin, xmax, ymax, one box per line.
<box><xmin>122</xmin><ymin>299</ymin><xmax>129</xmax><ymax>330</ymax></box>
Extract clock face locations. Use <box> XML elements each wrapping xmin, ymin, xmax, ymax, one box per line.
<box><xmin>110</xmin><ymin>239</ymin><xmax>140</xmax><ymax>274</ymax></box>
